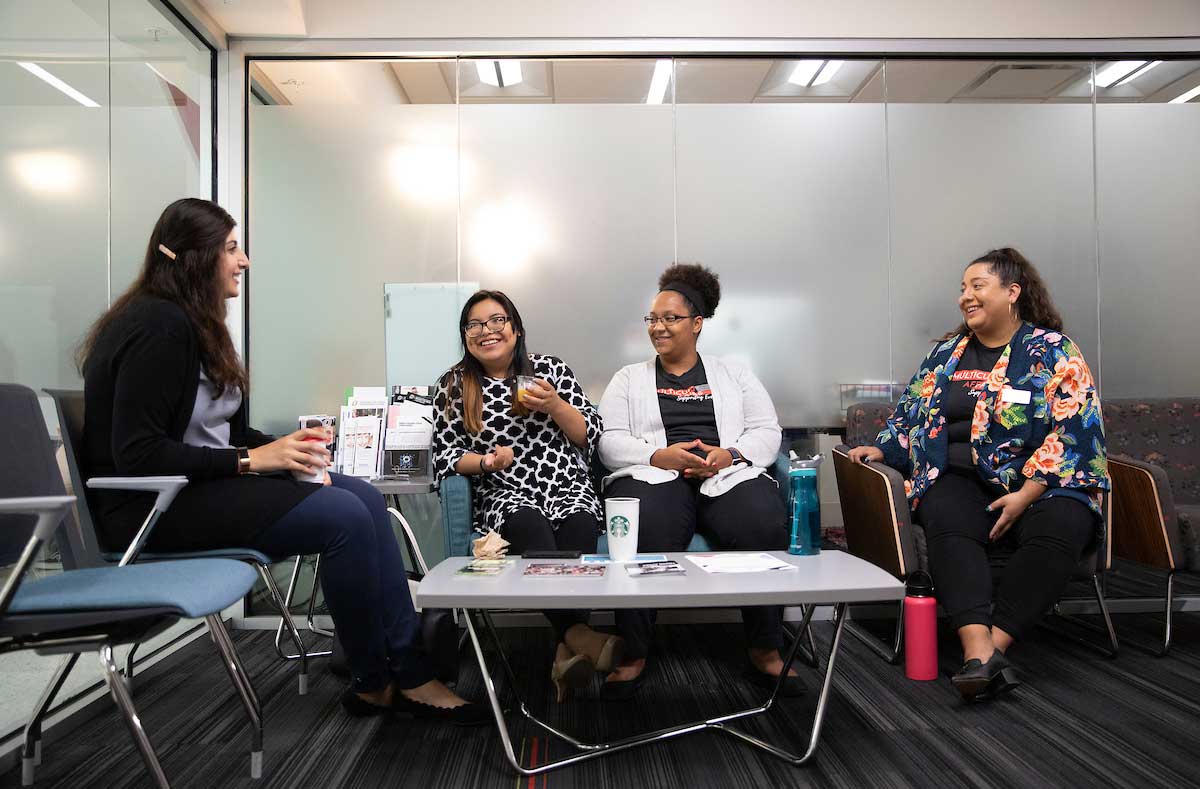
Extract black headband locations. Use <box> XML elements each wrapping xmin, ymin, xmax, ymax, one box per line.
<box><xmin>661</xmin><ymin>281</ymin><xmax>707</xmax><ymax>317</ymax></box>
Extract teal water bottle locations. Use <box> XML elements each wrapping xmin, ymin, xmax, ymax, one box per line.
<box><xmin>787</xmin><ymin>454</ymin><xmax>822</xmax><ymax>555</ymax></box>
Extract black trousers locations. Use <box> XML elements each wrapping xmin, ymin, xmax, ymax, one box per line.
<box><xmin>916</xmin><ymin>471</ymin><xmax>1096</xmax><ymax>639</ymax></box>
<box><xmin>605</xmin><ymin>474</ymin><xmax>789</xmax><ymax>659</ymax></box>
<box><xmin>500</xmin><ymin>508</ymin><xmax>600</xmax><ymax>641</ymax></box>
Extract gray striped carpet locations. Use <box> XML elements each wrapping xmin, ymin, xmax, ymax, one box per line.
<box><xmin>4</xmin><ymin>563</ymin><xmax>1200</xmax><ymax>788</ymax></box>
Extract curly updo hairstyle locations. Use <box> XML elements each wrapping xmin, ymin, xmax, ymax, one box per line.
<box><xmin>658</xmin><ymin>263</ymin><xmax>720</xmax><ymax>319</ymax></box>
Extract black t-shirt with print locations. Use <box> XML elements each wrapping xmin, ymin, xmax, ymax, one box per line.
<box><xmin>656</xmin><ymin>356</ymin><xmax>720</xmax><ymax>456</ymax></box>
<box><xmin>944</xmin><ymin>338</ymin><xmax>1005</xmax><ymax>472</ymax></box>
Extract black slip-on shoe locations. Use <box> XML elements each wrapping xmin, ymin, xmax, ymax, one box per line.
<box><xmin>951</xmin><ymin>651</ymin><xmax>1019</xmax><ymax>702</ymax></box>
<box><xmin>745</xmin><ymin>666</ymin><xmax>807</xmax><ymax>698</ymax></box>
<box><xmin>392</xmin><ymin>695</ymin><xmax>492</xmax><ymax>727</ymax></box>
<box><xmin>341</xmin><ymin>689</ymin><xmax>393</xmax><ymax>717</ymax></box>
<box><xmin>599</xmin><ymin>664</ymin><xmax>648</xmax><ymax>702</ymax></box>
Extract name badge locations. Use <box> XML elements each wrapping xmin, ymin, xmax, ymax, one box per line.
<box><xmin>1000</xmin><ymin>387</ymin><xmax>1031</xmax><ymax>405</ymax></box>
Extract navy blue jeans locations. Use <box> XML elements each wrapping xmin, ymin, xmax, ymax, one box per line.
<box><xmin>251</xmin><ymin>473</ymin><xmax>434</xmax><ymax>693</ymax></box>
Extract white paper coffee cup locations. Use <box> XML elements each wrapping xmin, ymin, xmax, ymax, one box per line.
<box><xmin>605</xmin><ymin>497</ymin><xmax>640</xmax><ymax>562</ymax></box>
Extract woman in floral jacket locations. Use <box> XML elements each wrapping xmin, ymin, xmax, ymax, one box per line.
<box><xmin>849</xmin><ymin>248</ymin><xmax>1108</xmax><ymax>702</ymax></box>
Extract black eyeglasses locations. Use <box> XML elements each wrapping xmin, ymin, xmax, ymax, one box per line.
<box><xmin>464</xmin><ymin>315</ymin><xmax>511</xmax><ymax>337</ymax></box>
<box><xmin>643</xmin><ymin>314</ymin><xmax>694</xmax><ymax>327</ymax></box>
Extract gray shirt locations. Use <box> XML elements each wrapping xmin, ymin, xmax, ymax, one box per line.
<box><xmin>184</xmin><ymin>370</ymin><xmax>241</xmax><ymax>449</ymax></box>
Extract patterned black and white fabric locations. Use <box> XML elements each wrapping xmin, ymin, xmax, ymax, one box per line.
<box><xmin>433</xmin><ymin>353</ymin><xmax>603</xmax><ymax>535</ymax></box>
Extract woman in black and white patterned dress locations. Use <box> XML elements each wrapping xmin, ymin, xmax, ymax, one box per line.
<box><xmin>433</xmin><ymin>290</ymin><xmax>624</xmax><ymax>701</ymax></box>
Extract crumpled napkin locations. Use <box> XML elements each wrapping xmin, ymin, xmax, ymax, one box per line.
<box><xmin>472</xmin><ymin>530</ymin><xmax>510</xmax><ymax>559</ymax></box>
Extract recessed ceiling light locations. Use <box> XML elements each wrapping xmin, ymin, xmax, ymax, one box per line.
<box><xmin>1169</xmin><ymin>83</ymin><xmax>1200</xmax><ymax>104</ymax></box>
<box><xmin>1092</xmin><ymin>60</ymin><xmax>1146</xmax><ymax>88</ymax></box>
<box><xmin>646</xmin><ymin>60</ymin><xmax>671</xmax><ymax>104</ymax></box>
<box><xmin>16</xmin><ymin>62</ymin><xmax>100</xmax><ymax>107</ymax></box>
<box><xmin>476</xmin><ymin>60</ymin><xmax>523</xmax><ymax>88</ymax></box>
<box><xmin>787</xmin><ymin>60</ymin><xmax>824</xmax><ymax>87</ymax></box>
<box><xmin>1113</xmin><ymin>60</ymin><xmax>1162</xmax><ymax>87</ymax></box>
<box><xmin>811</xmin><ymin>60</ymin><xmax>844</xmax><ymax>86</ymax></box>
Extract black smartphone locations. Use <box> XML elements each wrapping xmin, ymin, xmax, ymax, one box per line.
<box><xmin>522</xmin><ymin>550</ymin><xmax>582</xmax><ymax>559</ymax></box>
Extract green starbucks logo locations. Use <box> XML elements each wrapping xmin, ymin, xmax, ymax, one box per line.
<box><xmin>608</xmin><ymin>515</ymin><xmax>630</xmax><ymax>538</ymax></box>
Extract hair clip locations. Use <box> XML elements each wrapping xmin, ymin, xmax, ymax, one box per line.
<box><xmin>158</xmin><ymin>243</ymin><xmax>177</xmax><ymax>260</ymax></box>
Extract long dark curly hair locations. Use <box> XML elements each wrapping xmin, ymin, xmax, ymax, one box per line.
<box><xmin>77</xmin><ymin>198</ymin><xmax>248</xmax><ymax>397</ymax></box>
<box><xmin>941</xmin><ymin>247</ymin><xmax>1063</xmax><ymax>340</ymax></box>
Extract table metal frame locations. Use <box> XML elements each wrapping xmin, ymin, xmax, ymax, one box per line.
<box><xmin>460</xmin><ymin>598</ymin><xmax>850</xmax><ymax>775</ymax></box>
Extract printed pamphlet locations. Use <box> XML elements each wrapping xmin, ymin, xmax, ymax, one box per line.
<box><xmin>523</xmin><ymin>563</ymin><xmax>606</xmax><ymax>578</ymax></box>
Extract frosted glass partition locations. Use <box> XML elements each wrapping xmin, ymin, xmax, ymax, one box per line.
<box><xmin>675</xmin><ymin>60</ymin><xmax>889</xmax><ymax>427</ymax></box>
<box><xmin>1097</xmin><ymin>61</ymin><xmax>1200</xmax><ymax>397</ymax></box>
<box><xmin>0</xmin><ymin>3</ymin><xmax>110</xmax><ymax>395</ymax></box>
<box><xmin>886</xmin><ymin>61</ymin><xmax>1099</xmax><ymax>384</ymax></box>
<box><xmin>457</xmin><ymin>60</ymin><xmax>676</xmax><ymax>400</ymax></box>
<box><xmin>109</xmin><ymin>0</ymin><xmax>214</xmax><ymax>293</ymax></box>
<box><xmin>249</xmin><ymin>92</ymin><xmax>458</xmax><ymax>434</ymax></box>
<box><xmin>0</xmin><ymin>0</ymin><xmax>214</xmax><ymax>743</ymax></box>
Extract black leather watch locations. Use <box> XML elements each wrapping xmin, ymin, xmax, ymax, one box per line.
<box><xmin>726</xmin><ymin>447</ymin><xmax>745</xmax><ymax>465</ymax></box>
<box><xmin>236</xmin><ymin>446</ymin><xmax>251</xmax><ymax>475</ymax></box>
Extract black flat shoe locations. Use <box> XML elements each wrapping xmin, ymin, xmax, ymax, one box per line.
<box><xmin>745</xmin><ymin>666</ymin><xmax>807</xmax><ymax>698</ymax></box>
<box><xmin>951</xmin><ymin>651</ymin><xmax>1020</xmax><ymax>702</ymax></box>
<box><xmin>599</xmin><ymin>664</ymin><xmax>648</xmax><ymax>702</ymax></box>
<box><xmin>392</xmin><ymin>694</ymin><xmax>492</xmax><ymax>727</ymax></box>
<box><xmin>341</xmin><ymin>689</ymin><xmax>392</xmax><ymax>717</ymax></box>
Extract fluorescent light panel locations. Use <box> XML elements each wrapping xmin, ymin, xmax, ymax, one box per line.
<box><xmin>1093</xmin><ymin>60</ymin><xmax>1146</xmax><ymax>88</ymax></box>
<box><xmin>811</xmin><ymin>60</ymin><xmax>844</xmax><ymax>86</ymax></box>
<box><xmin>1169</xmin><ymin>84</ymin><xmax>1200</xmax><ymax>104</ymax></box>
<box><xmin>646</xmin><ymin>60</ymin><xmax>671</xmax><ymax>104</ymax></box>
<box><xmin>17</xmin><ymin>62</ymin><xmax>100</xmax><ymax>107</ymax></box>
<box><xmin>475</xmin><ymin>60</ymin><xmax>522</xmax><ymax>88</ymax></box>
<box><xmin>787</xmin><ymin>60</ymin><xmax>824</xmax><ymax>87</ymax></box>
<box><xmin>1114</xmin><ymin>60</ymin><xmax>1161</xmax><ymax>87</ymax></box>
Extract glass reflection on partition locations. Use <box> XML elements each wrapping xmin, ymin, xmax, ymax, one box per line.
<box><xmin>457</xmin><ymin>59</ymin><xmax>676</xmax><ymax>400</ymax></box>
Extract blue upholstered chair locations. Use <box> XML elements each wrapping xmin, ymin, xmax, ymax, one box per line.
<box><xmin>2</xmin><ymin>383</ymin><xmax>264</xmax><ymax>787</ymax></box>
<box><xmin>45</xmin><ymin>389</ymin><xmax>321</xmax><ymax>694</ymax></box>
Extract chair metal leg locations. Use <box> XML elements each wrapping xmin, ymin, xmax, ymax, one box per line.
<box><xmin>124</xmin><ymin>641</ymin><xmax>140</xmax><ymax>684</ymax></box>
<box><xmin>21</xmin><ymin>653</ymin><xmax>80</xmax><ymax>785</ymax></box>
<box><xmin>839</xmin><ymin>600</ymin><xmax>904</xmax><ymax>664</ymax></box>
<box><xmin>99</xmin><ymin>644</ymin><xmax>169</xmax><ymax>789</ymax></box>
<box><xmin>1161</xmin><ymin>571</ymin><xmax>1175</xmax><ymax>656</ymax></box>
<box><xmin>305</xmin><ymin>554</ymin><xmax>335</xmax><ymax>638</ymax></box>
<box><xmin>1045</xmin><ymin>574</ymin><xmax>1119</xmax><ymax>658</ymax></box>
<box><xmin>206</xmin><ymin>615</ymin><xmax>263</xmax><ymax>779</ymax></box>
<box><xmin>257</xmin><ymin>563</ymin><xmax>320</xmax><ymax>694</ymax></box>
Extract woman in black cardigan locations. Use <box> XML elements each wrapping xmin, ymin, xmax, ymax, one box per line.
<box><xmin>79</xmin><ymin>198</ymin><xmax>484</xmax><ymax>724</ymax></box>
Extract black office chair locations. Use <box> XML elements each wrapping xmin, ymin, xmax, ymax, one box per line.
<box><xmin>2</xmin><ymin>383</ymin><xmax>264</xmax><ymax>787</ymax></box>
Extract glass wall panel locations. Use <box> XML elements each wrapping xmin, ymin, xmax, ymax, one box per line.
<box><xmin>885</xmin><ymin>60</ymin><xmax>1100</xmax><ymax>385</ymax></box>
<box><xmin>0</xmin><ymin>0</ymin><xmax>213</xmax><ymax>742</ymax></box>
<box><xmin>1097</xmin><ymin>60</ymin><xmax>1200</xmax><ymax>397</ymax></box>
<box><xmin>109</xmin><ymin>0</ymin><xmax>213</xmax><ymax>292</ymax></box>
<box><xmin>675</xmin><ymin>59</ymin><xmax>889</xmax><ymax>428</ymax></box>
<box><xmin>457</xmin><ymin>59</ymin><xmax>676</xmax><ymax>399</ymax></box>
<box><xmin>249</xmin><ymin>60</ymin><xmax>458</xmax><ymax>435</ymax></box>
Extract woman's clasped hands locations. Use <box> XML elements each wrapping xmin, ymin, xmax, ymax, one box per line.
<box><xmin>652</xmin><ymin>439</ymin><xmax>734</xmax><ymax>479</ymax></box>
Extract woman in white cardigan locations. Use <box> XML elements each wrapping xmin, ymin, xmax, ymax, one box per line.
<box><xmin>597</xmin><ymin>264</ymin><xmax>799</xmax><ymax>700</ymax></box>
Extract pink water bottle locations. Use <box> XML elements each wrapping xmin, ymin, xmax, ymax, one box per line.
<box><xmin>903</xmin><ymin>571</ymin><xmax>938</xmax><ymax>681</ymax></box>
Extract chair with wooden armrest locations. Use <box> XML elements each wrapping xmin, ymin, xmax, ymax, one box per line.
<box><xmin>832</xmin><ymin>442</ymin><xmax>1119</xmax><ymax>660</ymax></box>
<box><xmin>831</xmin><ymin>445</ymin><xmax>919</xmax><ymax>662</ymax></box>
<box><xmin>1109</xmin><ymin>454</ymin><xmax>1188</xmax><ymax>655</ymax></box>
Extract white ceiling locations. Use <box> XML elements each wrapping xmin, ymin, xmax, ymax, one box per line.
<box><xmin>194</xmin><ymin>0</ymin><xmax>1200</xmax><ymax>40</ymax></box>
